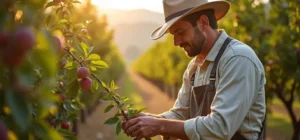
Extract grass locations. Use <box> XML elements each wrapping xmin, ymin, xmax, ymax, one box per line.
<box><xmin>271</xmin><ymin>98</ymin><xmax>300</xmax><ymax>110</ymax></box>
<box><xmin>267</xmin><ymin>111</ymin><xmax>292</xmax><ymax>139</ymax></box>
<box><xmin>116</xmin><ymin>73</ymin><xmax>159</xmax><ymax>140</ymax></box>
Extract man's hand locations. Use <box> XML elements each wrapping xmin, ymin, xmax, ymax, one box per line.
<box><xmin>122</xmin><ymin>116</ymin><xmax>162</xmax><ymax>140</ymax></box>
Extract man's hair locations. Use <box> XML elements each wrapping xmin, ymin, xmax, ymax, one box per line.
<box><xmin>182</xmin><ymin>9</ymin><xmax>218</xmax><ymax>29</ymax></box>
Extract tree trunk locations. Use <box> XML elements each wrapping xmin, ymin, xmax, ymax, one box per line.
<box><xmin>80</xmin><ymin>109</ymin><xmax>86</xmax><ymax>123</ymax></box>
<box><xmin>72</xmin><ymin>119</ymin><xmax>78</xmax><ymax>135</ymax></box>
<box><xmin>292</xmin><ymin>121</ymin><xmax>300</xmax><ymax>140</ymax></box>
<box><xmin>279</xmin><ymin>97</ymin><xmax>299</xmax><ymax>140</ymax></box>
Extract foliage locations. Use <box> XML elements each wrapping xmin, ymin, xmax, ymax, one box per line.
<box><xmin>221</xmin><ymin>0</ymin><xmax>300</xmax><ymax>139</ymax></box>
<box><xmin>0</xmin><ymin>0</ymin><xmax>132</xmax><ymax>139</ymax></box>
<box><xmin>132</xmin><ymin>35</ymin><xmax>190</xmax><ymax>91</ymax></box>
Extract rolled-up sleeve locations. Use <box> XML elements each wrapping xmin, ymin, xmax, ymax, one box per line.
<box><xmin>184</xmin><ymin>56</ymin><xmax>262</xmax><ymax>140</ymax></box>
<box><xmin>160</xmin><ymin>69</ymin><xmax>191</xmax><ymax>120</ymax></box>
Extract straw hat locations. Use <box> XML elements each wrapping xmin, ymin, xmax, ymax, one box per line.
<box><xmin>151</xmin><ymin>0</ymin><xmax>230</xmax><ymax>40</ymax></box>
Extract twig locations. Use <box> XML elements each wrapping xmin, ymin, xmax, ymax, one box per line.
<box><xmin>64</xmin><ymin>48</ymin><xmax>128</xmax><ymax>120</ymax></box>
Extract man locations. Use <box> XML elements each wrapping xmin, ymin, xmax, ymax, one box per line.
<box><xmin>122</xmin><ymin>0</ymin><xmax>266</xmax><ymax>140</ymax></box>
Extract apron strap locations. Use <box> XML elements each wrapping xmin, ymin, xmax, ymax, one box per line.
<box><xmin>190</xmin><ymin>37</ymin><xmax>233</xmax><ymax>86</ymax></box>
<box><xmin>209</xmin><ymin>37</ymin><xmax>233</xmax><ymax>82</ymax></box>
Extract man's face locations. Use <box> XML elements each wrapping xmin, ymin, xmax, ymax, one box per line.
<box><xmin>169</xmin><ymin>20</ymin><xmax>206</xmax><ymax>57</ymax></box>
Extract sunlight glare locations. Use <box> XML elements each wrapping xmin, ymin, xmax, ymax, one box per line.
<box><xmin>91</xmin><ymin>0</ymin><xmax>163</xmax><ymax>13</ymax></box>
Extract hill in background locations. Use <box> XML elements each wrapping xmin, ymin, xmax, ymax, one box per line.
<box><xmin>99</xmin><ymin>9</ymin><xmax>165</xmax><ymax>63</ymax></box>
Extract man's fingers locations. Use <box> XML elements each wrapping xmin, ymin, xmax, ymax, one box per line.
<box><xmin>124</xmin><ymin>117</ymin><xmax>140</xmax><ymax>130</ymax></box>
<box><xmin>127</xmin><ymin>122</ymin><xmax>140</xmax><ymax>137</ymax></box>
<box><xmin>136</xmin><ymin>132</ymin><xmax>145</xmax><ymax>140</ymax></box>
<box><xmin>121</xmin><ymin>120</ymin><xmax>126</xmax><ymax>131</ymax></box>
<box><xmin>131</xmin><ymin>127</ymin><xmax>143</xmax><ymax>137</ymax></box>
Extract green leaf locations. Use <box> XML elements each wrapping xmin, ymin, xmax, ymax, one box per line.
<box><xmin>52</xmin><ymin>23</ymin><xmax>66</xmax><ymax>30</ymax></box>
<box><xmin>101</xmin><ymin>92</ymin><xmax>113</xmax><ymax>101</ymax></box>
<box><xmin>91</xmin><ymin>60</ymin><xmax>109</xmax><ymax>69</ymax></box>
<box><xmin>127</xmin><ymin>108</ymin><xmax>134</xmax><ymax>118</ymax></box>
<box><xmin>66</xmin><ymin>68</ymin><xmax>77</xmax><ymax>84</ymax></box>
<box><xmin>45</xmin><ymin>1</ymin><xmax>56</xmax><ymax>9</ymax></box>
<box><xmin>117</xmin><ymin>103</ymin><xmax>124</xmax><ymax>109</ymax></box>
<box><xmin>91</xmin><ymin>79</ymin><xmax>99</xmax><ymax>92</ymax></box>
<box><xmin>35</xmin><ymin>68</ymin><xmax>42</xmax><ymax>78</ymax></box>
<box><xmin>104</xmin><ymin>117</ymin><xmax>119</xmax><ymax>125</ymax></box>
<box><xmin>46</xmin><ymin>15</ymin><xmax>51</xmax><ymax>27</ymax></box>
<box><xmin>136</xmin><ymin>107</ymin><xmax>147</xmax><ymax>114</ymax></box>
<box><xmin>116</xmin><ymin>121</ymin><xmax>121</xmax><ymax>135</ymax></box>
<box><xmin>87</xmin><ymin>54</ymin><xmax>101</xmax><ymax>61</ymax></box>
<box><xmin>101</xmin><ymin>96</ymin><xmax>111</xmax><ymax>101</ymax></box>
<box><xmin>126</xmin><ymin>104</ymin><xmax>134</xmax><ymax>108</ymax></box>
<box><xmin>89</xmin><ymin>66</ymin><xmax>97</xmax><ymax>71</ymax></box>
<box><xmin>77</xmin><ymin>42</ymin><xmax>89</xmax><ymax>57</ymax></box>
<box><xmin>34</xmin><ymin>29</ymin><xmax>58</xmax><ymax>77</ymax></box>
<box><xmin>110</xmin><ymin>80</ymin><xmax>115</xmax><ymax>88</ymax></box>
<box><xmin>56</xmin><ymin>7</ymin><xmax>63</xmax><ymax>14</ymax></box>
<box><xmin>88</xmin><ymin>46</ymin><xmax>94</xmax><ymax>55</ymax></box>
<box><xmin>123</xmin><ymin>97</ymin><xmax>130</xmax><ymax>102</ymax></box>
<box><xmin>67</xmin><ymin>80</ymin><xmax>80</xmax><ymax>98</ymax></box>
<box><xmin>6</xmin><ymin>90</ymin><xmax>30</xmax><ymax>132</ymax></box>
<box><xmin>100</xmin><ymin>81</ymin><xmax>108</xmax><ymax>89</ymax></box>
<box><xmin>111</xmin><ymin>85</ymin><xmax>119</xmax><ymax>90</ymax></box>
<box><xmin>59</xmin><ymin>19</ymin><xmax>69</xmax><ymax>23</ymax></box>
<box><xmin>104</xmin><ymin>104</ymin><xmax>114</xmax><ymax>113</ymax></box>
<box><xmin>73</xmin><ymin>0</ymin><xmax>82</xmax><ymax>4</ymax></box>
<box><xmin>64</xmin><ymin>62</ymin><xmax>78</xmax><ymax>70</ymax></box>
<box><xmin>32</xmin><ymin>120</ymin><xmax>63</xmax><ymax>140</ymax></box>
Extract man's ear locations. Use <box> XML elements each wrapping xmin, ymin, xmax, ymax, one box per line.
<box><xmin>196</xmin><ymin>15</ymin><xmax>209</xmax><ymax>31</ymax></box>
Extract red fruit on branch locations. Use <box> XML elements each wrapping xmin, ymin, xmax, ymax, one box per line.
<box><xmin>49</xmin><ymin>121</ymin><xmax>57</xmax><ymax>128</ymax></box>
<box><xmin>60</xmin><ymin>94</ymin><xmax>66</xmax><ymax>102</ymax></box>
<box><xmin>77</xmin><ymin>67</ymin><xmax>89</xmax><ymax>78</ymax></box>
<box><xmin>0</xmin><ymin>120</ymin><xmax>8</xmax><ymax>140</ymax></box>
<box><xmin>80</xmin><ymin>77</ymin><xmax>92</xmax><ymax>90</ymax></box>
<box><xmin>61</xmin><ymin>121</ymin><xmax>70</xmax><ymax>129</ymax></box>
<box><xmin>59</xmin><ymin>81</ymin><xmax>64</xmax><ymax>89</ymax></box>
<box><xmin>0</xmin><ymin>31</ymin><xmax>9</xmax><ymax>49</ymax></box>
<box><xmin>81</xmin><ymin>29</ymin><xmax>88</xmax><ymax>34</ymax></box>
<box><xmin>61</xmin><ymin>10</ymin><xmax>70</xmax><ymax>18</ymax></box>
<box><xmin>1</xmin><ymin>47</ymin><xmax>25</xmax><ymax>67</ymax></box>
<box><xmin>13</xmin><ymin>27</ymin><xmax>36</xmax><ymax>53</ymax></box>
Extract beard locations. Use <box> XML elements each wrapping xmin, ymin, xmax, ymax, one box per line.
<box><xmin>181</xmin><ymin>27</ymin><xmax>205</xmax><ymax>57</ymax></box>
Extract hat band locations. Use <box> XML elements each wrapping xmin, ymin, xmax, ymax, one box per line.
<box><xmin>165</xmin><ymin>7</ymin><xmax>194</xmax><ymax>22</ymax></box>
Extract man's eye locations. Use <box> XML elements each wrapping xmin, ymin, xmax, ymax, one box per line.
<box><xmin>178</xmin><ymin>30</ymin><xmax>184</xmax><ymax>35</ymax></box>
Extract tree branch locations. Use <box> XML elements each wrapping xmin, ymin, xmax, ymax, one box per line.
<box><xmin>288</xmin><ymin>80</ymin><xmax>297</xmax><ymax>105</ymax></box>
<box><xmin>64</xmin><ymin>48</ymin><xmax>129</xmax><ymax>120</ymax></box>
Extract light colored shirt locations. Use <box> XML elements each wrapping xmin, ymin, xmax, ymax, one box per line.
<box><xmin>160</xmin><ymin>30</ymin><xmax>266</xmax><ymax>140</ymax></box>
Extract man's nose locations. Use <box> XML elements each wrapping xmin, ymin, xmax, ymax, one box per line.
<box><xmin>173</xmin><ymin>35</ymin><xmax>182</xmax><ymax>46</ymax></box>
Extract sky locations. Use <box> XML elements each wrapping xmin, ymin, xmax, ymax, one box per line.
<box><xmin>90</xmin><ymin>0</ymin><xmax>270</xmax><ymax>14</ymax></box>
<box><xmin>91</xmin><ymin>0</ymin><xmax>164</xmax><ymax>13</ymax></box>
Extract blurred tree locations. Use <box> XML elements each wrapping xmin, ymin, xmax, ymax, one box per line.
<box><xmin>132</xmin><ymin>35</ymin><xmax>190</xmax><ymax>98</ymax></box>
<box><xmin>221</xmin><ymin>0</ymin><xmax>300</xmax><ymax>139</ymax></box>
<box><xmin>71</xmin><ymin>0</ymin><xmax>125</xmax><ymax>110</ymax></box>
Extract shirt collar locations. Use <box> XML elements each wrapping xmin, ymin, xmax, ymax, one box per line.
<box><xmin>197</xmin><ymin>30</ymin><xmax>229</xmax><ymax>63</ymax></box>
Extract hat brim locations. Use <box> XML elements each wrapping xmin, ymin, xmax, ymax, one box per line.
<box><xmin>151</xmin><ymin>1</ymin><xmax>230</xmax><ymax>40</ymax></box>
